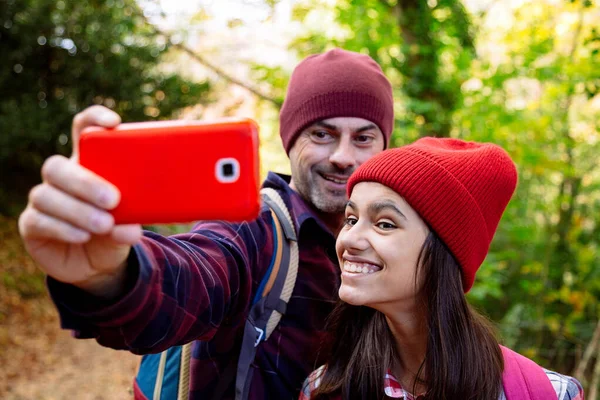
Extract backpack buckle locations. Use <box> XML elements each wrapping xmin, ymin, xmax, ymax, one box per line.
<box><xmin>254</xmin><ymin>327</ymin><xmax>264</xmax><ymax>347</ymax></box>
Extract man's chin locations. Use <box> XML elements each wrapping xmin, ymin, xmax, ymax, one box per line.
<box><xmin>311</xmin><ymin>193</ymin><xmax>347</xmax><ymax>214</ymax></box>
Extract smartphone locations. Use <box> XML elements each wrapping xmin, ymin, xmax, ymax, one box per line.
<box><xmin>79</xmin><ymin>118</ymin><xmax>260</xmax><ymax>225</ymax></box>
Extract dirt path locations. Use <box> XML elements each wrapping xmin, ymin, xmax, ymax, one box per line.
<box><xmin>1</xmin><ymin>296</ymin><xmax>140</xmax><ymax>400</ymax></box>
<box><xmin>0</xmin><ymin>217</ymin><xmax>140</xmax><ymax>399</ymax></box>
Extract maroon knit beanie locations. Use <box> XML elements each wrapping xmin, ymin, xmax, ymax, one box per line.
<box><xmin>280</xmin><ymin>48</ymin><xmax>394</xmax><ymax>154</ymax></box>
<box><xmin>347</xmin><ymin>137</ymin><xmax>518</xmax><ymax>292</ymax></box>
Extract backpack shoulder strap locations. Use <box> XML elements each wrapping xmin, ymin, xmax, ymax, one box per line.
<box><xmin>232</xmin><ymin>187</ymin><xmax>299</xmax><ymax>400</ymax></box>
<box><xmin>259</xmin><ymin>187</ymin><xmax>298</xmax><ymax>339</ymax></box>
<box><xmin>147</xmin><ymin>191</ymin><xmax>298</xmax><ymax>400</ymax></box>
<box><xmin>501</xmin><ymin>345</ymin><xmax>557</xmax><ymax>400</ymax></box>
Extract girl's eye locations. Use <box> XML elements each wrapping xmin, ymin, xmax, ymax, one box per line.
<box><xmin>376</xmin><ymin>221</ymin><xmax>396</xmax><ymax>230</ymax></box>
<box><xmin>344</xmin><ymin>216</ymin><xmax>358</xmax><ymax>226</ymax></box>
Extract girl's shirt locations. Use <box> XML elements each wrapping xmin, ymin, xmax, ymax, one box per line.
<box><xmin>299</xmin><ymin>365</ymin><xmax>584</xmax><ymax>400</ymax></box>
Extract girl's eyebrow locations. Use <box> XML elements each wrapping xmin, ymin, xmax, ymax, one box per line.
<box><xmin>369</xmin><ymin>200</ymin><xmax>407</xmax><ymax>220</ymax></box>
<box><xmin>345</xmin><ymin>200</ymin><xmax>407</xmax><ymax>220</ymax></box>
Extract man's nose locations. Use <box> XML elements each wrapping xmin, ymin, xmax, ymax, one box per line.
<box><xmin>329</xmin><ymin>137</ymin><xmax>355</xmax><ymax>170</ymax></box>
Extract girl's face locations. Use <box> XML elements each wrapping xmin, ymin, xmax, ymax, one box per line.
<box><xmin>336</xmin><ymin>182</ymin><xmax>429</xmax><ymax>312</ymax></box>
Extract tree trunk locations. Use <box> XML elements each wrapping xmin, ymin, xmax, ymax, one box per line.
<box><xmin>574</xmin><ymin>319</ymin><xmax>600</xmax><ymax>382</ymax></box>
<box><xmin>393</xmin><ymin>0</ymin><xmax>447</xmax><ymax>137</ymax></box>
<box><xmin>589</xmin><ymin>346</ymin><xmax>600</xmax><ymax>400</ymax></box>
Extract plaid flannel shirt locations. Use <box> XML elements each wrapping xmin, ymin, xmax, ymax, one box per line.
<box><xmin>300</xmin><ymin>365</ymin><xmax>584</xmax><ymax>399</ymax></box>
<box><xmin>49</xmin><ymin>172</ymin><xmax>341</xmax><ymax>400</ymax></box>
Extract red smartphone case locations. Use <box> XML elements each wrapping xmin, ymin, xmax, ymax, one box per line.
<box><xmin>79</xmin><ymin>118</ymin><xmax>260</xmax><ymax>225</ymax></box>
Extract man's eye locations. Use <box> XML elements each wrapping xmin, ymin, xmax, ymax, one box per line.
<box><xmin>355</xmin><ymin>135</ymin><xmax>374</xmax><ymax>143</ymax></box>
<box><xmin>312</xmin><ymin>130</ymin><xmax>331</xmax><ymax>140</ymax></box>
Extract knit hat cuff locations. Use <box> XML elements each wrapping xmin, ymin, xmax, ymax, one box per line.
<box><xmin>282</xmin><ymin>91</ymin><xmax>393</xmax><ymax>153</ymax></box>
<box><xmin>348</xmin><ymin>148</ymin><xmax>490</xmax><ymax>292</ymax></box>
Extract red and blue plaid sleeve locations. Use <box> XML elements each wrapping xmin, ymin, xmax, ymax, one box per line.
<box><xmin>48</xmin><ymin>213</ymin><xmax>274</xmax><ymax>354</ymax></box>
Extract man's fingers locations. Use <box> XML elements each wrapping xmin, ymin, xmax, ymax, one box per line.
<box><xmin>71</xmin><ymin>105</ymin><xmax>121</xmax><ymax>158</ymax></box>
<box><xmin>19</xmin><ymin>206</ymin><xmax>91</xmax><ymax>243</ymax></box>
<box><xmin>29</xmin><ymin>183</ymin><xmax>115</xmax><ymax>235</ymax></box>
<box><xmin>41</xmin><ymin>155</ymin><xmax>120</xmax><ymax>210</ymax></box>
<box><xmin>111</xmin><ymin>224</ymin><xmax>143</xmax><ymax>245</ymax></box>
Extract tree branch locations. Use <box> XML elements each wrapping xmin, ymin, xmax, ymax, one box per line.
<box><xmin>167</xmin><ymin>37</ymin><xmax>283</xmax><ymax>107</ymax></box>
<box><xmin>140</xmin><ymin>13</ymin><xmax>282</xmax><ymax>107</ymax></box>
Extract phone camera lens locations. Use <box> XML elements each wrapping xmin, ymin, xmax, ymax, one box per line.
<box><xmin>222</xmin><ymin>163</ymin><xmax>234</xmax><ymax>177</ymax></box>
<box><xmin>215</xmin><ymin>158</ymin><xmax>240</xmax><ymax>183</ymax></box>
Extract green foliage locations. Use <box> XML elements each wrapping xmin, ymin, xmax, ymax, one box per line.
<box><xmin>257</xmin><ymin>0</ymin><xmax>475</xmax><ymax>142</ymax></box>
<box><xmin>0</xmin><ymin>0</ymin><xmax>212</xmax><ymax>215</ymax></box>
<box><xmin>458</xmin><ymin>0</ymin><xmax>600</xmax><ymax>377</ymax></box>
<box><xmin>256</xmin><ymin>0</ymin><xmax>600</xmax><ymax>379</ymax></box>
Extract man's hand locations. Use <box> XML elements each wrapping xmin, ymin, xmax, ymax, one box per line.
<box><xmin>18</xmin><ymin>105</ymin><xmax>143</xmax><ymax>299</ymax></box>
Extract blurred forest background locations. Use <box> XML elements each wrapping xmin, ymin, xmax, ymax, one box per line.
<box><xmin>1</xmin><ymin>0</ymin><xmax>599</xmax><ymax>398</ymax></box>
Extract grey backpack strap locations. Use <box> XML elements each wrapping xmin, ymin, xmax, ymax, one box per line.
<box><xmin>210</xmin><ymin>355</ymin><xmax>239</xmax><ymax>400</ymax></box>
<box><xmin>234</xmin><ymin>188</ymin><xmax>299</xmax><ymax>400</ymax></box>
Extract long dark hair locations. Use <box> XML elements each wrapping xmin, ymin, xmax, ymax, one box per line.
<box><xmin>309</xmin><ymin>231</ymin><xmax>504</xmax><ymax>400</ymax></box>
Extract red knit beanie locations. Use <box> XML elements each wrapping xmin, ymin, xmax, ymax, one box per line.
<box><xmin>347</xmin><ymin>137</ymin><xmax>518</xmax><ymax>292</ymax></box>
<box><xmin>280</xmin><ymin>48</ymin><xmax>394</xmax><ymax>154</ymax></box>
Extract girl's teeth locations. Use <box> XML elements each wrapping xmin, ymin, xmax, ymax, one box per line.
<box><xmin>344</xmin><ymin>262</ymin><xmax>379</xmax><ymax>274</ymax></box>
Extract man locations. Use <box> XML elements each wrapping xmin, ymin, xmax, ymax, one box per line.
<box><xmin>18</xmin><ymin>48</ymin><xmax>394</xmax><ymax>399</ymax></box>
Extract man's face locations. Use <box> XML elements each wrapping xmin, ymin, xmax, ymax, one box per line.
<box><xmin>288</xmin><ymin>117</ymin><xmax>385</xmax><ymax>214</ymax></box>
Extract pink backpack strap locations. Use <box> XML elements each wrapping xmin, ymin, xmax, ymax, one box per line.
<box><xmin>501</xmin><ymin>345</ymin><xmax>557</xmax><ymax>400</ymax></box>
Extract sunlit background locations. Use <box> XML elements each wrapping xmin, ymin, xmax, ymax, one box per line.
<box><xmin>1</xmin><ymin>0</ymin><xmax>599</xmax><ymax>398</ymax></box>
